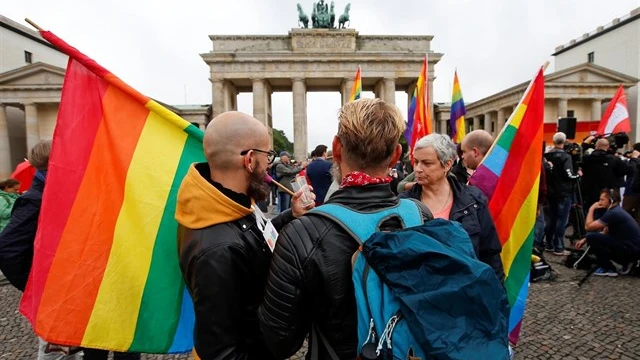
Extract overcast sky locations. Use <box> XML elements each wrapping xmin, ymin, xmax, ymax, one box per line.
<box><xmin>4</xmin><ymin>0</ymin><xmax>640</xmax><ymax>153</ymax></box>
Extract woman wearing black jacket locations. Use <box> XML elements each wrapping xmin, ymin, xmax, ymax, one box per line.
<box><xmin>399</xmin><ymin>134</ymin><xmax>504</xmax><ymax>281</ymax></box>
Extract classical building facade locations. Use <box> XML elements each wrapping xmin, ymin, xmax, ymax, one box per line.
<box><xmin>553</xmin><ymin>7</ymin><xmax>640</xmax><ymax>140</ymax></box>
<box><xmin>460</xmin><ymin>63</ymin><xmax>637</xmax><ymax>143</ymax></box>
<box><xmin>201</xmin><ymin>29</ymin><xmax>442</xmax><ymax>161</ymax></box>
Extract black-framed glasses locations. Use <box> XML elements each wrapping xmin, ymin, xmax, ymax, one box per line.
<box><xmin>240</xmin><ymin>149</ymin><xmax>278</xmax><ymax>164</ymax></box>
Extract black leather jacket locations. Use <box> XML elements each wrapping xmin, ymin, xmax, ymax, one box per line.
<box><xmin>544</xmin><ymin>148</ymin><xmax>579</xmax><ymax>198</ymax></box>
<box><xmin>177</xmin><ymin>163</ymin><xmax>295</xmax><ymax>360</ymax></box>
<box><xmin>399</xmin><ymin>176</ymin><xmax>505</xmax><ymax>282</ymax></box>
<box><xmin>258</xmin><ymin>184</ymin><xmax>432</xmax><ymax>360</ymax></box>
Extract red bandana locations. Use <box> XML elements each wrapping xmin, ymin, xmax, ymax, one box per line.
<box><xmin>340</xmin><ymin>171</ymin><xmax>392</xmax><ymax>188</ymax></box>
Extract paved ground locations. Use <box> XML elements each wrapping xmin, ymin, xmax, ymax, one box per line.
<box><xmin>2</xmin><ymin>253</ymin><xmax>638</xmax><ymax>359</ymax></box>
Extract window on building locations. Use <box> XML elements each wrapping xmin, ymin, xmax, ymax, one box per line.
<box><xmin>567</xmin><ymin>110</ymin><xmax>575</xmax><ymax>118</ymax></box>
<box><xmin>587</xmin><ymin>52</ymin><xmax>594</xmax><ymax>63</ymax></box>
<box><xmin>24</xmin><ymin>51</ymin><xmax>33</xmax><ymax>64</ymax></box>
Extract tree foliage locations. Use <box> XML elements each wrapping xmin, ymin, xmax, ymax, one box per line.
<box><xmin>273</xmin><ymin>128</ymin><xmax>294</xmax><ymax>155</ymax></box>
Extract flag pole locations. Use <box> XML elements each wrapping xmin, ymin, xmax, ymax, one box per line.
<box><xmin>25</xmin><ymin>18</ymin><xmax>43</xmax><ymax>31</ymax></box>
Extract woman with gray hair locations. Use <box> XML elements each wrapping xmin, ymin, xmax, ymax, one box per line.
<box><xmin>399</xmin><ymin>133</ymin><xmax>505</xmax><ymax>281</ymax></box>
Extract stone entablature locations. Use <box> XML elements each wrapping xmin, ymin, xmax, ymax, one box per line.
<box><xmin>202</xmin><ymin>28</ymin><xmax>442</xmax><ymax>161</ymax></box>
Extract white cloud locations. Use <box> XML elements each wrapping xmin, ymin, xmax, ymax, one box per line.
<box><xmin>3</xmin><ymin>0</ymin><xmax>639</xmax><ymax>152</ymax></box>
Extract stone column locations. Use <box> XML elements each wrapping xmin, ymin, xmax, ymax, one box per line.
<box><xmin>558</xmin><ymin>98</ymin><xmax>568</xmax><ymax>118</ymax></box>
<box><xmin>473</xmin><ymin>116</ymin><xmax>481</xmax><ymax>131</ymax></box>
<box><xmin>440</xmin><ymin>119</ymin><xmax>448</xmax><ymax>135</ymax></box>
<box><xmin>341</xmin><ymin>77</ymin><xmax>355</xmax><ymax>105</ymax></box>
<box><xmin>0</xmin><ymin>104</ymin><xmax>11</xmax><ymax>178</ymax></box>
<box><xmin>382</xmin><ymin>78</ymin><xmax>396</xmax><ymax>105</ymax></box>
<box><xmin>24</xmin><ymin>102</ymin><xmax>40</xmax><ymax>151</ymax></box>
<box><xmin>484</xmin><ymin>112</ymin><xmax>493</xmax><ymax>133</ymax></box>
<box><xmin>253</xmin><ymin>79</ymin><xmax>273</xmax><ymax>144</ymax></box>
<box><xmin>374</xmin><ymin>80</ymin><xmax>384</xmax><ymax>100</ymax></box>
<box><xmin>224</xmin><ymin>81</ymin><xmax>238</xmax><ymax>111</ymax></box>
<box><xmin>292</xmin><ymin>78</ymin><xmax>308</xmax><ymax>162</ymax></box>
<box><xmin>211</xmin><ymin>79</ymin><xmax>225</xmax><ymax>119</ymax></box>
<box><xmin>591</xmin><ymin>99</ymin><xmax>602</xmax><ymax>121</ymax></box>
<box><xmin>496</xmin><ymin>108</ymin><xmax>507</xmax><ymax>136</ymax></box>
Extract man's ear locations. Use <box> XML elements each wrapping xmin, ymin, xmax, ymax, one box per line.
<box><xmin>388</xmin><ymin>144</ymin><xmax>402</xmax><ymax>167</ymax></box>
<box><xmin>332</xmin><ymin>136</ymin><xmax>342</xmax><ymax>163</ymax></box>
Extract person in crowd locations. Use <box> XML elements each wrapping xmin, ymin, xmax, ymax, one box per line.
<box><xmin>399</xmin><ymin>133</ymin><xmax>504</xmax><ymax>281</ymax></box>
<box><xmin>460</xmin><ymin>129</ymin><xmax>494</xmax><ymax>172</ymax></box>
<box><xmin>275</xmin><ymin>151</ymin><xmax>306</xmax><ymax>212</ymax></box>
<box><xmin>451</xmin><ymin>143</ymin><xmax>470</xmax><ymax>184</ymax></box>
<box><xmin>622</xmin><ymin>143</ymin><xmax>640</xmax><ymax>224</ymax></box>
<box><xmin>533</xmin><ymin>157</ymin><xmax>550</xmax><ymax>252</ymax></box>
<box><xmin>543</xmin><ymin>132</ymin><xmax>579</xmax><ymax>256</ymax></box>
<box><xmin>176</xmin><ymin>111</ymin><xmax>313</xmax><ymax>360</ymax></box>
<box><xmin>306</xmin><ymin>144</ymin><xmax>333</xmax><ymax>205</ymax></box>
<box><xmin>0</xmin><ymin>178</ymin><xmax>21</xmax><ymax>232</ymax></box>
<box><xmin>258</xmin><ymin>98</ymin><xmax>432</xmax><ymax>359</ymax></box>
<box><xmin>575</xmin><ymin>189</ymin><xmax>640</xmax><ymax>277</ymax></box>
<box><xmin>0</xmin><ymin>140</ymin><xmax>83</xmax><ymax>360</ymax></box>
<box><xmin>580</xmin><ymin>137</ymin><xmax>627</xmax><ymax>209</ymax></box>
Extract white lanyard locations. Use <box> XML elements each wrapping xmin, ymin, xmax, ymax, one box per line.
<box><xmin>253</xmin><ymin>205</ymin><xmax>279</xmax><ymax>251</ymax></box>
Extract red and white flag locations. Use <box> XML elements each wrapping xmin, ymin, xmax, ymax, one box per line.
<box><xmin>597</xmin><ymin>85</ymin><xmax>631</xmax><ymax>135</ymax></box>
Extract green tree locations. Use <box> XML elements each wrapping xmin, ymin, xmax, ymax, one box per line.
<box><xmin>273</xmin><ymin>128</ymin><xmax>294</xmax><ymax>155</ymax></box>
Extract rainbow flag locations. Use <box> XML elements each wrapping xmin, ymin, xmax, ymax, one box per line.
<box><xmin>468</xmin><ymin>67</ymin><xmax>544</xmax><ymax>347</ymax></box>
<box><xmin>449</xmin><ymin>70</ymin><xmax>467</xmax><ymax>143</ymax></box>
<box><xmin>349</xmin><ymin>66</ymin><xmax>362</xmax><ymax>102</ymax></box>
<box><xmin>20</xmin><ymin>29</ymin><xmax>201</xmax><ymax>353</ymax></box>
<box><xmin>405</xmin><ymin>55</ymin><xmax>432</xmax><ymax>159</ymax></box>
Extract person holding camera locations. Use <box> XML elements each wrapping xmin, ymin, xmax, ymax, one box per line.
<box><xmin>622</xmin><ymin>143</ymin><xmax>640</xmax><ymax>224</ymax></box>
<box><xmin>580</xmin><ymin>137</ymin><xmax>627</xmax><ymax>210</ymax></box>
<box><xmin>576</xmin><ymin>189</ymin><xmax>640</xmax><ymax>276</ymax></box>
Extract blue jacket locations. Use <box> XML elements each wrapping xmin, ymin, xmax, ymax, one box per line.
<box><xmin>399</xmin><ymin>176</ymin><xmax>505</xmax><ymax>282</ymax></box>
<box><xmin>0</xmin><ymin>171</ymin><xmax>45</xmax><ymax>291</ymax></box>
<box><xmin>306</xmin><ymin>158</ymin><xmax>332</xmax><ymax>205</ymax></box>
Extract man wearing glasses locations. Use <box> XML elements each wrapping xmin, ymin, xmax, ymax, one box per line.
<box><xmin>176</xmin><ymin>111</ymin><xmax>314</xmax><ymax>360</ymax></box>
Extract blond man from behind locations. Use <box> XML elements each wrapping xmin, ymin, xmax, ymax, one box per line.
<box><xmin>257</xmin><ymin>98</ymin><xmax>433</xmax><ymax>359</ymax></box>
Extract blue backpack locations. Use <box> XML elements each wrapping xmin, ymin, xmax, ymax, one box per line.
<box><xmin>310</xmin><ymin>199</ymin><xmax>509</xmax><ymax>360</ymax></box>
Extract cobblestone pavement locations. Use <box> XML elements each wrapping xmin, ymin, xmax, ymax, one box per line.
<box><xmin>2</xmin><ymin>253</ymin><xmax>639</xmax><ymax>359</ymax></box>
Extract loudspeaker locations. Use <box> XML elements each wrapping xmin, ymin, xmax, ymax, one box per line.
<box><xmin>558</xmin><ymin>117</ymin><xmax>577</xmax><ymax>139</ymax></box>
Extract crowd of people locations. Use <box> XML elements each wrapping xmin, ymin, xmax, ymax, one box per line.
<box><xmin>1</xmin><ymin>96</ymin><xmax>640</xmax><ymax>359</ymax></box>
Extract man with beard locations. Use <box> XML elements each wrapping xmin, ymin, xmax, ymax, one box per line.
<box><xmin>176</xmin><ymin>111</ymin><xmax>314</xmax><ymax>360</ymax></box>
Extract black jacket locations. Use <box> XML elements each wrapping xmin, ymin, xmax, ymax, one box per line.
<box><xmin>176</xmin><ymin>163</ymin><xmax>295</xmax><ymax>360</ymax></box>
<box><xmin>399</xmin><ymin>176</ymin><xmax>505</xmax><ymax>282</ymax></box>
<box><xmin>0</xmin><ymin>173</ymin><xmax>45</xmax><ymax>291</ymax></box>
<box><xmin>544</xmin><ymin>148</ymin><xmax>579</xmax><ymax>198</ymax></box>
<box><xmin>581</xmin><ymin>149</ymin><xmax>627</xmax><ymax>205</ymax></box>
<box><xmin>257</xmin><ymin>184</ymin><xmax>432</xmax><ymax>360</ymax></box>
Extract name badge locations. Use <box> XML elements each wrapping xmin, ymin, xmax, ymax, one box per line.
<box><xmin>254</xmin><ymin>205</ymin><xmax>279</xmax><ymax>252</ymax></box>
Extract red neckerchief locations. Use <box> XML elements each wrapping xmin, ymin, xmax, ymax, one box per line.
<box><xmin>340</xmin><ymin>171</ymin><xmax>392</xmax><ymax>188</ymax></box>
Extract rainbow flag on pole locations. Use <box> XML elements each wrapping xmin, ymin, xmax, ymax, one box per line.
<box><xmin>20</xmin><ymin>29</ymin><xmax>201</xmax><ymax>353</ymax></box>
<box><xmin>449</xmin><ymin>70</ymin><xmax>467</xmax><ymax>143</ymax></box>
<box><xmin>405</xmin><ymin>55</ymin><xmax>432</xmax><ymax>160</ymax></box>
<box><xmin>349</xmin><ymin>66</ymin><xmax>362</xmax><ymax>102</ymax></box>
<box><xmin>469</xmin><ymin>67</ymin><xmax>545</xmax><ymax>347</ymax></box>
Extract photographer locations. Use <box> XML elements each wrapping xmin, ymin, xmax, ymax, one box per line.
<box><xmin>580</xmin><ymin>136</ymin><xmax>627</xmax><ymax>209</ymax></box>
<box><xmin>576</xmin><ymin>189</ymin><xmax>640</xmax><ymax>277</ymax></box>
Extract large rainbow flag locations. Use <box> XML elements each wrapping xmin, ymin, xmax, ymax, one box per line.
<box><xmin>20</xmin><ymin>29</ymin><xmax>201</xmax><ymax>353</ymax></box>
<box><xmin>349</xmin><ymin>66</ymin><xmax>362</xmax><ymax>102</ymax></box>
<box><xmin>468</xmin><ymin>67</ymin><xmax>544</xmax><ymax>347</ymax></box>
<box><xmin>405</xmin><ymin>55</ymin><xmax>432</xmax><ymax>159</ymax></box>
<box><xmin>449</xmin><ymin>70</ymin><xmax>467</xmax><ymax>143</ymax></box>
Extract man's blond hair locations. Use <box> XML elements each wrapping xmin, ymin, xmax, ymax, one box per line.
<box><xmin>28</xmin><ymin>139</ymin><xmax>52</xmax><ymax>171</ymax></box>
<box><xmin>337</xmin><ymin>98</ymin><xmax>405</xmax><ymax>170</ymax></box>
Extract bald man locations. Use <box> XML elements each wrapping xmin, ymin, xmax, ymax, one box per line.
<box><xmin>461</xmin><ymin>130</ymin><xmax>494</xmax><ymax>171</ymax></box>
<box><xmin>176</xmin><ymin>111</ymin><xmax>313</xmax><ymax>360</ymax></box>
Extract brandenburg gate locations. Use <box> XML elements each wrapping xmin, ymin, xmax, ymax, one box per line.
<box><xmin>201</xmin><ymin>3</ymin><xmax>442</xmax><ymax>161</ymax></box>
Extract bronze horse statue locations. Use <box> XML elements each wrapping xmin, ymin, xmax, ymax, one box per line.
<box><xmin>338</xmin><ymin>3</ymin><xmax>351</xmax><ymax>29</ymax></box>
<box><xmin>297</xmin><ymin>3</ymin><xmax>309</xmax><ymax>28</ymax></box>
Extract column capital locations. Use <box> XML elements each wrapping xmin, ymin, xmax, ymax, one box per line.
<box><xmin>382</xmin><ymin>77</ymin><xmax>397</xmax><ymax>81</ymax></box>
<box><xmin>211</xmin><ymin>78</ymin><xmax>225</xmax><ymax>84</ymax></box>
<box><xmin>291</xmin><ymin>77</ymin><xmax>305</xmax><ymax>83</ymax></box>
<box><xmin>251</xmin><ymin>77</ymin><xmax>265</xmax><ymax>83</ymax></box>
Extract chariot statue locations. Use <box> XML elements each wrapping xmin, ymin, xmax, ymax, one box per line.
<box><xmin>296</xmin><ymin>1</ymin><xmax>351</xmax><ymax>29</ymax></box>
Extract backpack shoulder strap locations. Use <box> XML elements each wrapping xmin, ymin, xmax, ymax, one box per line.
<box><xmin>309</xmin><ymin>198</ymin><xmax>423</xmax><ymax>244</ymax></box>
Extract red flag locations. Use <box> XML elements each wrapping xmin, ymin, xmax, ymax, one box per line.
<box><xmin>597</xmin><ymin>85</ymin><xmax>630</xmax><ymax>135</ymax></box>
